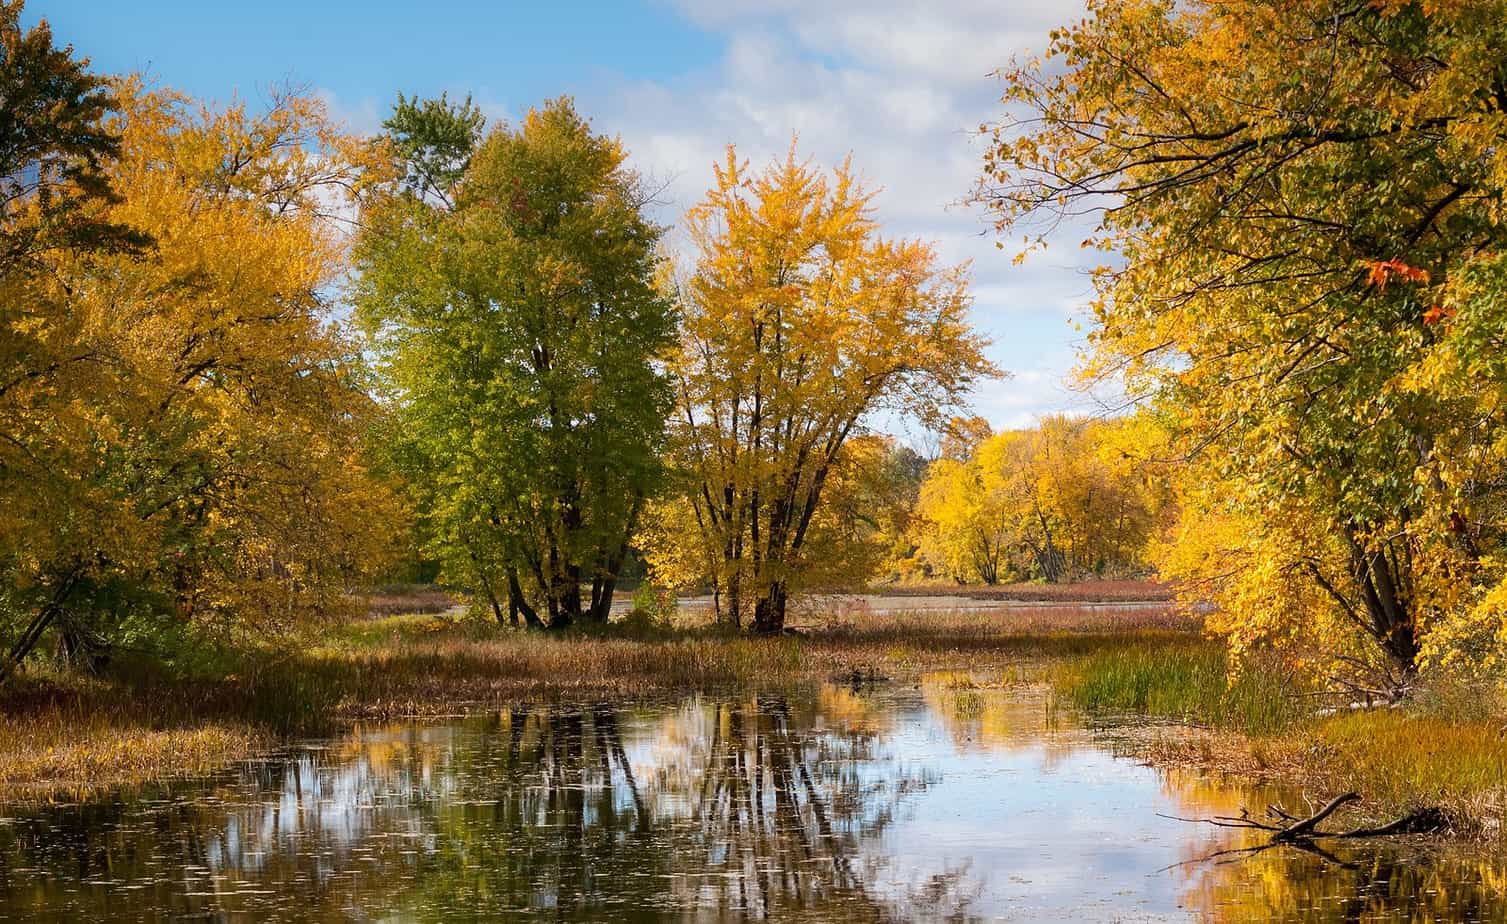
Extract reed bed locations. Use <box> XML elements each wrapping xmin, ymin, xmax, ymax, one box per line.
<box><xmin>0</xmin><ymin>601</ymin><xmax>1184</xmax><ymax>793</ymax></box>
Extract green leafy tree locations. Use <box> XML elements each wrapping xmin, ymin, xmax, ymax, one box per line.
<box><xmin>356</xmin><ymin>96</ymin><xmax>674</xmax><ymax>628</ymax></box>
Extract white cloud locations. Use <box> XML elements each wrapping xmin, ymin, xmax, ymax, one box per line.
<box><xmin>603</xmin><ymin>0</ymin><xmax>1103</xmax><ymax>433</ymax></box>
<box><xmin>329</xmin><ymin>0</ymin><xmax>1112</xmax><ymax>435</ymax></box>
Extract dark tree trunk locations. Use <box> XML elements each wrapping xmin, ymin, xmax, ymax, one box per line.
<box><xmin>587</xmin><ymin>574</ymin><xmax>616</xmax><ymax>623</ymax></box>
<box><xmin>0</xmin><ymin>566</ymin><xmax>84</xmax><ymax>686</ymax></box>
<box><xmin>586</xmin><ymin>504</ymin><xmax>639</xmax><ymax>624</ymax></box>
<box><xmin>751</xmin><ymin>581</ymin><xmax>787</xmax><ymax>634</ymax></box>
<box><xmin>1349</xmin><ymin>537</ymin><xmax>1419</xmax><ymax>677</ymax></box>
<box><xmin>507</xmin><ymin>567</ymin><xmax>545</xmax><ymax>629</ymax></box>
<box><xmin>476</xmin><ymin>567</ymin><xmax>509</xmax><ymax>626</ymax></box>
<box><xmin>552</xmin><ymin>566</ymin><xmax>583</xmax><ymax>630</ymax></box>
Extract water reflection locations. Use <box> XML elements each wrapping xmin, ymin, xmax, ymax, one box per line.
<box><xmin>0</xmin><ymin>687</ymin><xmax>1501</xmax><ymax>922</ymax></box>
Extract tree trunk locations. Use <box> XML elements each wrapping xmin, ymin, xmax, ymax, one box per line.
<box><xmin>507</xmin><ymin>567</ymin><xmax>544</xmax><ymax>629</ymax></box>
<box><xmin>751</xmin><ymin>581</ymin><xmax>787</xmax><ymax>634</ymax></box>
<box><xmin>0</xmin><ymin>566</ymin><xmax>83</xmax><ymax>686</ymax></box>
<box><xmin>1347</xmin><ymin>532</ymin><xmax>1419</xmax><ymax>678</ymax></box>
<box><xmin>588</xmin><ymin>573</ymin><xmax>617</xmax><ymax>623</ymax></box>
<box><xmin>477</xmin><ymin>569</ymin><xmax>508</xmax><ymax>626</ymax></box>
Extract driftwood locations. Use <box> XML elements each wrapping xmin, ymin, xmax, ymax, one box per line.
<box><xmin>1158</xmin><ymin>792</ymin><xmax>1449</xmax><ymax>872</ymax></box>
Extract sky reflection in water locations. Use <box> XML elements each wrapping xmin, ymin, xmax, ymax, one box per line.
<box><xmin>0</xmin><ymin>684</ymin><xmax>1501</xmax><ymax>922</ymax></box>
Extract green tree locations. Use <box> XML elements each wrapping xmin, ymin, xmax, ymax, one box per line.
<box><xmin>356</xmin><ymin>96</ymin><xmax>674</xmax><ymax>628</ymax></box>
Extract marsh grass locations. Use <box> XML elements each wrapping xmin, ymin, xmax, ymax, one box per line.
<box><xmin>1049</xmin><ymin>640</ymin><xmax>1309</xmax><ymax>736</ymax></box>
<box><xmin>1048</xmin><ymin>634</ymin><xmax>1507</xmax><ymax>836</ymax></box>
<box><xmin>1312</xmin><ymin>711</ymin><xmax>1507</xmax><ymax>833</ymax></box>
<box><xmin>0</xmin><ymin>602</ymin><xmax>1185</xmax><ymax>794</ymax></box>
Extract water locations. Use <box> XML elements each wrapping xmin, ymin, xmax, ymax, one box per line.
<box><xmin>0</xmin><ymin>685</ymin><xmax>1501</xmax><ymax>922</ymax></box>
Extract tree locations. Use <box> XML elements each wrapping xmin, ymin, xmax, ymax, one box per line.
<box><xmin>0</xmin><ymin>1</ymin><xmax>142</xmax><ymax>270</ymax></box>
<box><xmin>916</xmin><ymin>455</ymin><xmax>1009</xmax><ymax>584</ymax></box>
<box><xmin>355</xmin><ymin>97</ymin><xmax>674</xmax><ymax>628</ymax></box>
<box><xmin>915</xmin><ymin>414</ymin><xmax>1167</xmax><ymax>585</ymax></box>
<box><xmin>978</xmin><ymin>0</ymin><xmax>1507</xmax><ymax>687</ymax></box>
<box><xmin>1</xmin><ymin>78</ymin><xmax>400</xmax><ymax>681</ymax></box>
<box><xmin>661</xmin><ymin>146</ymin><xmax>995</xmax><ymax>632</ymax></box>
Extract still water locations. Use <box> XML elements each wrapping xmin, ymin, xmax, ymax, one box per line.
<box><xmin>0</xmin><ymin>685</ymin><xmax>1501</xmax><ymax>922</ymax></box>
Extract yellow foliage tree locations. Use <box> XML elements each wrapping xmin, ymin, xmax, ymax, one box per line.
<box><xmin>916</xmin><ymin>414</ymin><xmax>1170</xmax><ymax>584</ymax></box>
<box><xmin>1</xmin><ymin>79</ymin><xmax>400</xmax><ymax>679</ymax></box>
<box><xmin>655</xmin><ymin>146</ymin><xmax>995</xmax><ymax>632</ymax></box>
<box><xmin>979</xmin><ymin>0</ymin><xmax>1507</xmax><ymax>689</ymax></box>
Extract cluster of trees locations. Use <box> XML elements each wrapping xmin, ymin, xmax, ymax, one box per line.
<box><xmin>20</xmin><ymin>0</ymin><xmax>1507</xmax><ymax>702</ymax></box>
<box><xmin>0</xmin><ymin>0</ymin><xmax>995</xmax><ymax>677</ymax></box>
<box><xmin>0</xmin><ymin>4</ymin><xmax>399</xmax><ymax>681</ymax></box>
<box><xmin>914</xmin><ymin>415</ymin><xmax>1171</xmax><ymax>584</ymax></box>
<box><xmin>355</xmin><ymin>110</ymin><xmax>993</xmax><ymax>633</ymax></box>
<box><xmin>980</xmin><ymin>0</ymin><xmax>1507</xmax><ymax>690</ymax></box>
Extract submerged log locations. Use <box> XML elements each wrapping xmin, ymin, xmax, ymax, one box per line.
<box><xmin>1162</xmin><ymin>791</ymin><xmax>1448</xmax><ymax>844</ymax></box>
<box><xmin>1157</xmin><ymin>792</ymin><xmax>1449</xmax><ymax>874</ymax></box>
<box><xmin>1272</xmin><ymin>792</ymin><xmax>1360</xmax><ymax>841</ymax></box>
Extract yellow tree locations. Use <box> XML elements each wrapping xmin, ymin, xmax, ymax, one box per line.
<box><xmin>661</xmin><ymin>147</ymin><xmax>995</xmax><ymax>632</ymax></box>
<box><xmin>979</xmin><ymin>0</ymin><xmax>1507</xmax><ymax>688</ymax></box>
<box><xmin>916</xmin><ymin>455</ymin><xmax>1010</xmax><ymax>584</ymax></box>
<box><xmin>1</xmin><ymin>80</ymin><xmax>399</xmax><ymax>680</ymax></box>
<box><xmin>915</xmin><ymin>414</ymin><xmax>1170</xmax><ymax>585</ymax></box>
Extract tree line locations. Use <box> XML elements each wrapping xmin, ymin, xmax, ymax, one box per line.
<box><xmin>0</xmin><ymin>0</ymin><xmax>994</xmax><ymax>683</ymax></box>
<box><xmin>9</xmin><ymin>0</ymin><xmax>1507</xmax><ymax>702</ymax></box>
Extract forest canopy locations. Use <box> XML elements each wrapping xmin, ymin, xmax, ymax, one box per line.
<box><xmin>5</xmin><ymin>0</ymin><xmax>1507</xmax><ymax>705</ymax></box>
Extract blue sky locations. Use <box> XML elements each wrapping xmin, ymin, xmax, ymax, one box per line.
<box><xmin>37</xmin><ymin>0</ymin><xmax>1100</xmax><ymax>434</ymax></box>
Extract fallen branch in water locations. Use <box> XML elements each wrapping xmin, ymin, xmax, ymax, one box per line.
<box><xmin>1155</xmin><ymin>793</ymin><xmax>1449</xmax><ymax>875</ymax></box>
<box><xmin>1160</xmin><ymin>792</ymin><xmax>1447</xmax><ymax>843</ymax></box>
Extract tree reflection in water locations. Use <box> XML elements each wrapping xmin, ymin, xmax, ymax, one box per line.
<box><xmin>0</xmin><ymin>691</ymin><xmax>950</xmax><ymax>921</ymax></box>
<box><xmin>0</xmin><ymin>687</ymin><xmax>1502</xmax><ymax>922</ymax></box>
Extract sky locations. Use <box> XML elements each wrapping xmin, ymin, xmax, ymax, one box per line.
<box><xmin>35</xmin><ymin>0</ymin><xmax>1103</xmax><ymax>434</ymax></box>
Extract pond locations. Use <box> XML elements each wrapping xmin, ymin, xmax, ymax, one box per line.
<box><xmin>0</xmin><ymin>684</ymin><xmax>1501</xmax><ymax>922</ymax></box>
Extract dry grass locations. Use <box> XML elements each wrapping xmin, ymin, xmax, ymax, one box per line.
<box><xmin>359</xmin><ymin>584</ymin><xmax>460</xmax><ymax>617</ymax></box>
<box><xmin>875</xmin><ymin>578</ymin><xmax>1174</xmax><ymax>602</ymax></box>
<box><xmin>0</xmin><ymin>602</ymin><xmax>1188</xmax><ymax>795</ymax></box>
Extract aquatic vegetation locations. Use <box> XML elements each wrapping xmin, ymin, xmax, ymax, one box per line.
<box><xmin>1049</xmin><ymin>636</ymin><xmax>1507</xmax><ymax>838</ymax></box>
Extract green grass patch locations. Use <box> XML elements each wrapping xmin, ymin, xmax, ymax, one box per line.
<box><xmin>1050</xmin><ymin>638</ymin><xmax>1308</xmax><ymax>736</ymax></box>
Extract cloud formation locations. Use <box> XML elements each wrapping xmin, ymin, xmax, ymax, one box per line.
<box><xmin>333</xmin><ymin>0</ymin><xmax>1115</xmax><ymax>433</ymax></box>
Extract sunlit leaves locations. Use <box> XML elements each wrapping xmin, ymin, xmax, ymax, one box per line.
<box><xmin>654</xmin><ymin>145</ymin><xmax>994</xmax><ymax>630</ymax></box>
<box><xmin>980</xmin><ymin>0</ymin><xmax>1507</xmax><ymax>682</ymax></box>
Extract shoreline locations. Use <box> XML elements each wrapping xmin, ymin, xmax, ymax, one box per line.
<box><xmin>0</xmin><ymin>601</ymin><xmax>1501</xmax><ymax>843</ymax></box>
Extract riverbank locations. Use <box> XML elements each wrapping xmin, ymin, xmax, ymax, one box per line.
<box><xmin>1</xmin><ymin>598</ymin><xmax>1503</xmax><ymax>842</ymax></box>
<box><xmin>1048</xmin><ymin>641</ymin><xmax>1507</xmax><ymax>839</ymax></box>
<box><xmin>0</xmin><ymin>602</ymin><xmax>1183</xmax><ymax>796</ymax></box>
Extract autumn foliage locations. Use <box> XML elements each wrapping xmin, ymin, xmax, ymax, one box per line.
<box><xmin>652</xmin><ymin>148</ymin><xmax>994</xmax><ymax>632</ymax></box>
<box><xmin>980</xmin><ymin>0</ymin><xmax>1507</xmax><ymax>690</ymax></box>
<box><xmin>0</xmin><ymin>7</ymin><xmax>399</xmax><ymax>679</ymax></box>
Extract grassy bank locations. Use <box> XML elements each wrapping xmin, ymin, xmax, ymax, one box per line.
<box><xmin>0</xmin><ymin>602</ymin><xmax>1185</xmax><ymax>796</ymax></box>
<box><xmin>3</xmin><ymin>597</ymin><xmax>1503</xmax><ymax>841</ymax></box>
<box><xmin>1049</xmin><ymin>639</ymin><xmax>1507</xmax><ymax>838</ymax></box>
